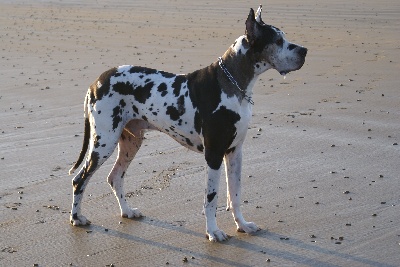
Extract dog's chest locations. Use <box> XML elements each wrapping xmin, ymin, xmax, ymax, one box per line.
<box><xmin>217</xmin><ymin>93</ymin><xmax>252</xmax><ymax>148</ymax></box>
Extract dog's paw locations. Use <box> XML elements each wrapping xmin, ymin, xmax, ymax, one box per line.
<box><xmin>121</xmin><ymin>208</ymin><xmax>142</xmax><ymax>219</ymax></box>
<box><xmin>70</xmin><ymin>214</ymin><xmax>91</xmax><ymax>226</ymax></box>
<box><xmin>237</xmin><ymin>221</ymin><xmax>260</xmax><ymax>233</ymax></box>
<box><xmin>206</xmin><ymin>229</ymin><xmax>230</xmax><ymax>242</ymax></box>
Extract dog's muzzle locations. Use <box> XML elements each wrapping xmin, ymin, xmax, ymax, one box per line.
<box><xmin>280</xmin><ymin>46</ymin><xmax>308</xmax><ymax>76</ymax></box>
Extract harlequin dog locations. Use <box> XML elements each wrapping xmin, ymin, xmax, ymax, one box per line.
<box><xmin>69</xmin><ymin>5</ymin><xmax>307</xmax><ymax>242</ymax></box>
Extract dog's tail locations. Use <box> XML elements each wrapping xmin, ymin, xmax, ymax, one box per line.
<box><xmin>69</xmin><ymin>94</ymin><xmax>90</xmax><ymax>175</ymax></box>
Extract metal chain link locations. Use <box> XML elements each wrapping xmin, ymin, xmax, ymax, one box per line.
<box><xmin>218</xmin><ymin>57</ymin><xmax>254</xmax><ymax>105</ymax></box>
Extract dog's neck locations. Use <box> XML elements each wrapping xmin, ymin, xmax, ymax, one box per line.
<box><xmin>219</xmin><ymin>35</ymin><xmax>272</xmax><ymax>103</ymax></box>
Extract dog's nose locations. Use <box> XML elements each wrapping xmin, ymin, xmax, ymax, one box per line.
<box><xmin>299</xmin><ymin>47</ymin><xmax>308</xmax><ymax>57</ymax></box>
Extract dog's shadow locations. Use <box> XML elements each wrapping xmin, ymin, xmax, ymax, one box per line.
<box><xmin>83</xmin><ymin>217</ymin><xmax>247</xmax><ymax>267</ymax></box>
<box><xmin>81</xmin><ymin>217</ymin><xmax>394</xmax><ymax>267</ymax></box>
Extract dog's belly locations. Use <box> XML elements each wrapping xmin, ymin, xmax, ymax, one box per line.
<box><xmin>142</xmin><ymin>110</ymin><xmax>205</xmax><ymax>153</ymax></box>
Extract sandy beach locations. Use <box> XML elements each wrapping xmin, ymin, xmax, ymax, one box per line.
<box><xmin>1</xmin><ymin>0</ymin><xmax>399</xmax><ymax>266</ymax></box>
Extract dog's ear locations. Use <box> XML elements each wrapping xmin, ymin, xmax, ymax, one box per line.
<box><xmin>245</xmin><ymin>8</ymin><xmax>261</xmax><ymax>46</ymax></box>
<box><xmin>255</xmin><ymin>5</ymin><xmax>263</xmax><ymax>24</ymax></box>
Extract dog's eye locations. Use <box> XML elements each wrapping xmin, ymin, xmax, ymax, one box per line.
<box><xmin>276</xmin><ymin>38</ymin><xmax>283</xmax><ymax>47</ymax></box>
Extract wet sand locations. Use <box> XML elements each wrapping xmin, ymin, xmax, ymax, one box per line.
<box><xmin>1</xmin><ymin>0</ymin><xmax>399</xmax><ymax>266</ymax></box>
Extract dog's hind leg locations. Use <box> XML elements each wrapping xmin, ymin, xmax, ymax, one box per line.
<box><xmin>70</xmin><ymin>157</ymin><xmax>98</xmax><ymax>225</ymax></box>
<box><xmin>224</xmin><ymin>144</ymin><xmax>260</xmax><ymax>234</ymax></box>
<box><xmin>107</xmin><ymin>120</ymin><xmax>148</xmax><ymax>219</ymax></box>
<box><xmin>70</xmin><ymin>124</ymin><xmax>122</xmax><ymax>226</ymax></box>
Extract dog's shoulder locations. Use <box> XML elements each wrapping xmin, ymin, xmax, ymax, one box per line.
<box><xmin>186</xmin><ymin>63</ymin><xmax>223</xmax><ymax>114</ymax></box>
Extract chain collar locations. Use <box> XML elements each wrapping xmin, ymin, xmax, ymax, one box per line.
<box><xmin>217</xmin><ymin>57</ymin><xmax>254</xmax><ymax>105</ymax></box>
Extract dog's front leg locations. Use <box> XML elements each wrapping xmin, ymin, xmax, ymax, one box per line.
<box><xmin>224</xmin><ymin>144</ymin><xmax>260</xmax><ymax>234</ymax></box>
<box><xmin>204</xmin><ymin>155</ymin><xmax>229</xmax><ymax>242</ymax></box>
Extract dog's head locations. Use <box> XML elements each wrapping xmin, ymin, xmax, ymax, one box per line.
<box><xmin>246</xmin><ymin>5</ymin><xmax>307</xmax><ymax>76</ymax></box>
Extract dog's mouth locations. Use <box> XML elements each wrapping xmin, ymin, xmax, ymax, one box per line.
<box><xmin>278</xmin><ymin>58</ymin><xmax>306</xmax><ymax>77</ymax></box>
<box><xmin>279</xmin><ymin>69</ymin><xmax>295</xmax><ymax>77</ymax></box>
<box><xmin>279</xmin><ymin>71</ymin><xmax>287</xmax><ymax>76</ymax></box>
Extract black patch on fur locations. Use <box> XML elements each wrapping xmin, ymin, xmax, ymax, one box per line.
<box><xmin>203</xmin><ymin>106</ymin><xmax>241</xmax><ymax>170</ymax></box>
<box><xmin>73</xmin><ymin>151</ymin><xmax>100</xmax><ymax>195</ymax></box>
<box><xmin>185</xmin><ymin>138</ymin><xmax>193</xmax><ymax>147</ymax></box>
<box><xmin>177</xmin><ymin>95</ymin><xmax>185</xmax><ymax>112</ymax></box>
<box><xmin>166</xmin><ymin>106</ymin><xmax>180</xmax><ymax>121</ymax></box>
<box><xmin>129</xmin><ymin>66</ymin><xmax>157</xmax><ymax>75</ymax></box>
<box><xmin>241</xmin><ymin>37</ymin><xmax>250</xmax><ymax>50</ymax></box>
<box><xmin>119</xmin><ymin>99</ymin><xmax>126</xmax><ymax>107</ymax></box>
<box><xmin>166</xmin><ymin>95</ymin><xmax>185</xmax><ymax>121</ymax></box>
<box><xmin>89</xmin><ymin>67</ymin><xmax>118</xmax><ymax>103</ymax></box>
<box><xmin>194</xmin><ymin>111</ymin><xmax>202</xmax><ymax>134</ymax></box>
<box><xmin>207</xmin><ymin>192</ymin><xmax>217</xmax><ymax>202</ymax></box>
<box><xmin>187</xmin><ymin>63</ymin><xmax>221</xmax><ymax>112</ymax></box>
<box><xmin>288</xmin><ymin>44</ymin><xmax>297</xmax><ymax>51</ymax></box>
<box><xmin>113</xmin><ymin>81</ymin><xmax>133</xmax><ymax>95</ymax></box>
<box><xmin>197</xmin><ymin>145</ymin><xmax>204</xmax><ymax>152</ymax></box>
<box><xmin>112</xmin><ymin>104</ymin><xmax>123</xmax><ymax>130</ymax></box>
<box><xmin>93</xmin><ymin>135</ymin><xmax>101</xmax><ymax>148</ymax></box>
<box><xmin>172</xmin><ymin>75</ymin><xmax>186</xmax><ymax>97</ymax></box>
<box><xmin>132</xmin><ymin>105</ymin><xmax>139</xmax><ymax>114</ymax></box>
<box><xmin>132</xmin><ymin>82</ymin><xmax>154</xmax><ymax>104</ymax></box>
<box><xmin>129</xmin><ymin>67</ymin><xmax>176</xmax><ymax>81</ymax></box>
<box><xmin>160</xmin><ymin>70</ymin><xmax>175</xmax><ymax>79</ymax></box>
<box><xmin>157</xmin><ymin>83</ymin><xmax>168</xmax><ymax>97</ymax></box>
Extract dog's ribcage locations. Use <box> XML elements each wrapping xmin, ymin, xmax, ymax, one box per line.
<box><xmin>91</xmin><ymin>65</ymin><xmax>203</xmax><ymax>152</ymax></box>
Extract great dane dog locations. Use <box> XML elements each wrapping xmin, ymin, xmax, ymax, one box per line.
<box><xmin>69</xmin><ymin>5</ymin><xmax>307</xmax><ymax>241</ymax></box>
